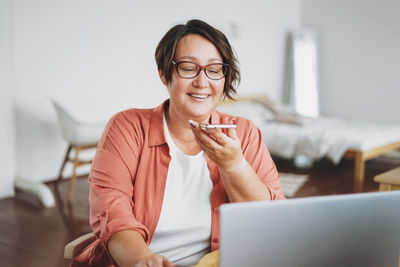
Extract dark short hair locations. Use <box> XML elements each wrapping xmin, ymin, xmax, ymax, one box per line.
<box><xmin>155</xmin><ymin>19</ymin><xmax>240</xmax><ymax>99</ymax></box>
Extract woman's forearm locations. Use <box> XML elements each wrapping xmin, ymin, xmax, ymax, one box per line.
<box><xmin>219</xmin><ymin>158</ymin><xmax>271</xmax><ymax>202</ymax></box>
<box><xmin>107</xmin><ymin>230</ymin><xmax>152</xmax><ymax>267</ymax></box>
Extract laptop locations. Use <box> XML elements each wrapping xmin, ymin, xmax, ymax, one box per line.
<box><xmin>220</xmin><ymin>191</ymin><xmax>400</xmax><ymax>267</ymax></box>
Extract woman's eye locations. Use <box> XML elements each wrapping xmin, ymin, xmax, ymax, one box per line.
<box><xmin>179</xmin><ymin>63</ymin><xmax>197</xmax><ymax>72</ymax></box>
<box><xmin>182</xmin><ymin>67</ymin><xmax>195</xmax><ymax>72</ymax></box>
<box><xmin>208</xmin><ymin>68</ymin><xmax>221</xmax><ymax>74</ymax></box>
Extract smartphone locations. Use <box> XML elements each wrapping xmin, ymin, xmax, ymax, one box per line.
<box><xmin>199</xmin><ymin>124</ymin><xmax>237</xmax><ymax>129</ymax></box>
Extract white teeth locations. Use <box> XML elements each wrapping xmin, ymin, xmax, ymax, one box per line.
<box><xmin>190</xmin><ymin>94</ymin><xmax>208</xmax><ymax>99</ymax></box>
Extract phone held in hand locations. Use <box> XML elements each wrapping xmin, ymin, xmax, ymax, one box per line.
<box><xmin>199</xmin><ymin>124</ymin><xmax>237</xmax><ymax>129</ymax></box>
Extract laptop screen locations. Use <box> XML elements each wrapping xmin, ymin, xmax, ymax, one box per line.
<box><xmin>220</xmin><ymin>191</ymin><xmax>400</xmax><ymax>267</ymax></box>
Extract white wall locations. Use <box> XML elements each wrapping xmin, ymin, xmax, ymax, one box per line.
<box><xmin>10</xmin><ymin>0</ymin><xmax>301</xmax><ymax>185</ymax></box>
<box><xmin>303</xmin><ymin>0</ymin><xmax>400</xmax><ymax>123</ymax></box>
<box><xmin>0</xmin><ymin>0</ymin><xmax>16</xmax><ymax>198</ymax></box>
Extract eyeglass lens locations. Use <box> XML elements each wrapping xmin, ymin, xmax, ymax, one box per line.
<box><xmin>176</xmin><ymin>62</ymin><xmax>226</xmax><ymax>80</ymax></box>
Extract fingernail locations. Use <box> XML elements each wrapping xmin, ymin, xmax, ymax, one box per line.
<box><xmin>188</xmin><ymin>119</ymin><xmax>197</xmax><ymax>128</ymax></box>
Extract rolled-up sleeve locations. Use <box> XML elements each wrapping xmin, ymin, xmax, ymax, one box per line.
<box><xmin>89</xmin><ymin>112</ymin><xmax>150</xmax><ymax>246</ymax></box>
<box><xmin>241</xmin><ymin>120</ymin><xmax>286</xmax><ymax>200</ymax></box>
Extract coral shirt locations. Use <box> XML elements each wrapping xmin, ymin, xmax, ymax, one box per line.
<box><xmin>72</xmin><ymin>100</ymin><xmax>285</xmax><ymax>266</ymax></box>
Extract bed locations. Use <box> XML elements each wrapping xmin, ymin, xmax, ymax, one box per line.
<box><xmin>217</xmin><ymin>95</ymin><xmax>400</xmax><ymax>191</ymax></box>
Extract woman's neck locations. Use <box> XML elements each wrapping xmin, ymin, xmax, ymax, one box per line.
<box><xmin>165</xmin><ymin>104</ymin><xmax>209</xmax><ymax>155</ymax></box>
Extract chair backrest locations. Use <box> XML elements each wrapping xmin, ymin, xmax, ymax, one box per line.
<box><xmin>51</xmin><ymin>99</ymin><xmax>106</xmax><ymax>145</ymax></box>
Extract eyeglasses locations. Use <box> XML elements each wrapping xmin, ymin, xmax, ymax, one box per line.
<box><xmin>172</xmin><ymin>60</ymin><xmax>229</xmax><ymax>80</ymax></box>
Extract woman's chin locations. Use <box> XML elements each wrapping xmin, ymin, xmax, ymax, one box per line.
<box><xmin>186</xmin><ymin>108</ymin><xmax>213</xmax><ymax>121</ymax></box>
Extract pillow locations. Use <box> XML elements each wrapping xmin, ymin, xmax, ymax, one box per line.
<box><xmin>252</xmin><ymin>97</ymin><xmax>314</xmax><ymax>126</ymax></box>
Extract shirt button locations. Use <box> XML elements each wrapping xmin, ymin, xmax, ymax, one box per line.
<box><xmin>213</xmin><ymin>207</ymin><xmax>219</xmax><ymax>212</ymax></box>
<box><xmin>213</xmin><ymin>238</ymin><xmax>219</xmax><ymax>243</ymax></box>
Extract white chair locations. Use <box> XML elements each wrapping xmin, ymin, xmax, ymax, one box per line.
<box><xmin>52</xmin><ymin>99</ymin><xmax>106</xmax><ymax>201</ymax></box>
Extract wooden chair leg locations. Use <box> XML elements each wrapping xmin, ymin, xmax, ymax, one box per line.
<box><xmin>57</xmin><ymin>145</ymin><xmax>73</xmax><ymax>182</ymax></box>
<box><xmin>67</xmin><ymin>146</ymin><xmax>80</xmax><ymax>202</ymax></box>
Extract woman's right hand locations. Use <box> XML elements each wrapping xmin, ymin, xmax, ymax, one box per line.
<box><xmin>134</xmin><ymin>254</ymin><xmax>175</xmax><ymax>267</ymax></box>
<box><xmin>108</xmin><ymin>230</ymin><xmax>174</xmax><ymax>267</ymax></box>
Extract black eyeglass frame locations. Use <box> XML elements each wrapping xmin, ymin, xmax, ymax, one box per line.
<box><xmin>172</xmin><ymin>60</ymin><xmax>229</xmax><ymax>80</ymax></box>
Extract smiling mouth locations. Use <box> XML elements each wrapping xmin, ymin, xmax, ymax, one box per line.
<box><xmin>189</xmin><ymin>93</ymin><xmax>209</xmax><ymax>99</ymax></box>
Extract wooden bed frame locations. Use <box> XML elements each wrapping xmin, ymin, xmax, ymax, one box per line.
<box><xmin>343</xmin><ymin>141</ymin><xmax>400</xmax><ymax>191</ymax></box>
<box><xmin>220</xmin><ymin>95</ymin><xmax>400</xmax><ymax>191</ymax></box>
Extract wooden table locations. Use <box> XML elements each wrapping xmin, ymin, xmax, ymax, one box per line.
<box><xmin>374</xmin><ymin>166</ymin><xmax>400</xmax><ymax>191</ymax></box>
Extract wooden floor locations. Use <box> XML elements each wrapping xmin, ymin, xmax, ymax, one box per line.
<box><xmin>0</xmin><ymin>156</ymin><xmax>399</xmax><ymax>267</ymax></box>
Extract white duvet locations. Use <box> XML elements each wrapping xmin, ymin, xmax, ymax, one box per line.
<box><xmin>217</xmin><ymin>101</ymin><xmax>400</xmax><ymax>164</ymax></box>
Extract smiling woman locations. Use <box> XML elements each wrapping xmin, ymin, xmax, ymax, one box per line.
<box><xmin>71</xmin><ymin>19</ymin><xmax>285</xmax><ymax>267</ymax></box>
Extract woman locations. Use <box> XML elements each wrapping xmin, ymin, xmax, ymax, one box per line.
<box><xmin>72</xmin><ymin>19</ymin><xmax>285</xmax><ymax>267</ymax></box>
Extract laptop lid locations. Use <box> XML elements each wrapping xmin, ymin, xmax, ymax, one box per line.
<box><xmin>220</xmin><ymin>191</ymin><xmax>400</xmax><ymax>267</ymax></box>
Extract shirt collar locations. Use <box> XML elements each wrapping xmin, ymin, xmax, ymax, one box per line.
<box><xmin>148</xmin><ymin>100</ymin><xmax>168</xmax><ymax>147</ymax></box>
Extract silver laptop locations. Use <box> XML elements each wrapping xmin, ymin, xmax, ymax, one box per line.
<box><xmin>220</xmin><ymin>191</ymin><xmax>400</xmax><ymax>267</ymax></box>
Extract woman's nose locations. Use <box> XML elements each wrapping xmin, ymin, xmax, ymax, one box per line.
<box><xmin>193</xmin><ymin>70</ymin><xmax>209</xmax><ymax>88</ymax></box>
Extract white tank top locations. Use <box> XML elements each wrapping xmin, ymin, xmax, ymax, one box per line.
<box><xmin>149</xmin><ymin>115</ymin><xmax>213</xmax><ymax>266</ymax></box>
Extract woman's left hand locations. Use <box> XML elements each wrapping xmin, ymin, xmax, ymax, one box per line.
<box><xmin>189</xmin><ymin>120</ymin><xmax>244</xmax><ymax>171</ymax></box>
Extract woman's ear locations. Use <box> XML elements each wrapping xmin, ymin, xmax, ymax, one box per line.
<box><xmin>158</xmin><ymin>69</ymin><xmax>167</xmax><ymax>86</ymax></box>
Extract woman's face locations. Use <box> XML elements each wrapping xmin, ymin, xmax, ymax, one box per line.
<box><xmin>161</xmin><ymin>34</ymin><xmax>225</xmax><ymax>123</ymax></box>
